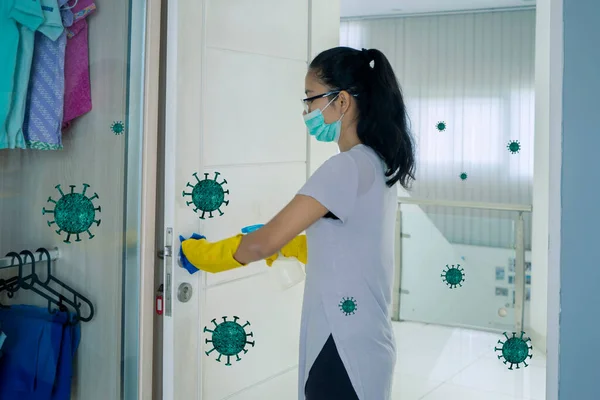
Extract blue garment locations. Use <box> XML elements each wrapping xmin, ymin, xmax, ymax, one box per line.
<box><xmin>52</xmin><ymin>318</ymin><xmax>80</xmax><ymax>400</ymax></box>
<box><xmin>0</xmin><ymin>305</ymin><xmax>80</xmax><ymax>400</ymax></box>
<box><xmin>22</xmin><ymin>0</ymin><xmax>72</xmax><ymax>150</ymax></box>
<box><xmin>19</xmin><ymin>310</ymin><xmax>66</xmax><ymax>400</ymax></box>
<box><xmin>0</xmin><ymin>307</ymin><xmax>49</xmax><ymax>394</ymax></box>
<box><xmin>0</xmin><ymin>330</ymin><xmax>6</xmax><ymax>351</ymax></box>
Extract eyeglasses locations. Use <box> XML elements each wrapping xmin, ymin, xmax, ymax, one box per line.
<box><xmin>301</xmin><ymin>90</ymin><xmax>341</xmax><ymax>113</ymax></box>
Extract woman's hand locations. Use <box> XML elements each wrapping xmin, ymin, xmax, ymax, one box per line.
<box><xmin>179</xmin><ymin>233</ymin><xmax>205</xmax><ymax>274</ymax></box>
<box><xmin>265</xmin><ymin>235</ymin><xmax>307</xmax><ymax>266</ymax></box>
<box><xmin>179</xmin><ymin>233</ymin><xmax>245</xmax><ymax>274</ymax></box>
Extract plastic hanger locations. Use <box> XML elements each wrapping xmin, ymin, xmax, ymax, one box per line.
<box><xmin>0</xmin><ymin>252</ymin><xmax>23</xmax><ymax>297</ymax></box>
<box><xmin>0</xmin><ymin>249</ymin><xmax>95</xmax><ymax>324</ymax></box>
<box><xmin>35</xmin><ymin>248</ymin><xmax>94</xmax><ymax>323</ymax></box>
<box><xmin>62</xmin><ymin>0</ymin><xmax>79</xmax><ymax>10</ymax></box>
<box><xmin>0</xmin><ymin>253</ymin><xmax>22</xmax><ymax>307</ymax></box>
<box><xmin>20</xmin><ymin>249</ymin><xmax>77</xmax><ymax>322</ymax></box>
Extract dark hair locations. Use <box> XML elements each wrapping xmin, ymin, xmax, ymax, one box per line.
<box><xmin>309</xmin><ymin>46</ymin><xmax>416</xmax><ymax>188</ymax></box>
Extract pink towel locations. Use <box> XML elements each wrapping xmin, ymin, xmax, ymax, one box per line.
<box><xmin>62</xmin><ymin>0</ymin><xmax>96</xmax><ymax>130</ymax></box>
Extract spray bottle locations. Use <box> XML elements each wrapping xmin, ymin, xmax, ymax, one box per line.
<box><xmin>241</xmin><ymin>224</ymin><xmax>305</xmax><ymax>290</ymax></box>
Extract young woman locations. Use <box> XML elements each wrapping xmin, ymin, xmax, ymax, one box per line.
<box><xmin>180</xmin><ymin>46</ymin><xmax>416</xmax><ymax>400</ymax></box>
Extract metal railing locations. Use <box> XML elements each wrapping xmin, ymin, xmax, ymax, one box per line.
<box><xmin>394</xmin><ymin>197</ymin><xmax>532</xmax><ymax>332</ymax></box>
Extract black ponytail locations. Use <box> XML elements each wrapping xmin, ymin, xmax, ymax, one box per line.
<box><xmin>309</xmin><ymin>46</ymin><xmax>416</xmax><ymax>189</ymax></box>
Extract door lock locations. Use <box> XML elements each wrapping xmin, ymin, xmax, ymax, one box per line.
<box><xmin>177</xmin><ymin>283</ymin><xmax>193</xmax><ymax>303</ymax></box>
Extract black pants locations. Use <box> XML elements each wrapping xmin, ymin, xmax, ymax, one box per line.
<box><xmin>305</xmin><ymin>335</ymin><xmax>359</xmax><ymax>400</ymax></box>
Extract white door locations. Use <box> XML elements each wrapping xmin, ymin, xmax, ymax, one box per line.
<box><xmin>161</xmin><ymin>1</ymin><xmax>340</xmax><ymax>399</ymax></box>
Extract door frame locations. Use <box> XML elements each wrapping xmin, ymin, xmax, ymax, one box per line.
<box><xmin>135</xmin><ymin>0</ymin><xmax>163</xmax><ymax>398</ymax></box>
<box><xmin>159</xmin><ymin>0</ymin><xmax>207</xmax><ymax>398</ymax></box>
<box><xmin>540</xmin><ymin>0</ymin><xmax>563</xmax><ymax>398</ymax></box>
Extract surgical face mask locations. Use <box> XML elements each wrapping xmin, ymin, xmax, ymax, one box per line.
<box><xmin>303</xmin><ymin>96</ymin><xmax>345</xmax><ymax>143</ymax></box>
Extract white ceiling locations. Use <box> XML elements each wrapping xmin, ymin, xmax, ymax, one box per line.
<box><xmin>341</xmin><ymin>0</ymin><xmax>536</xmax><ymax>18</ymax></box>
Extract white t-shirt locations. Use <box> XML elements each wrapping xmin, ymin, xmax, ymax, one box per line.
<box><xmin>297</xmin><ymin>144</ymin><xmax>398</xmax><ymax>400</ymax></box>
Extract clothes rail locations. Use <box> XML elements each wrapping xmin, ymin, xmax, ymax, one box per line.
<box><xmin>0</xmin><ymin>248</ymin><xmax>59</xmax><ymax>270</ymax></box>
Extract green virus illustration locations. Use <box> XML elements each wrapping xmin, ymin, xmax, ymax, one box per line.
<box><xmin>495</xmin><ymin>331</ymin><xmax>533</xmax><ymax>370</ymax></box>
<box><xmin>43</xmin><ymin>184</ymin><xmax>101</xmax><ymax>243</ymax></box>
<box><xmin>507</xmin><ymin>140</ymin><xmax>521</xmax><ymax>154</ymax></box>
<box><xmin>182</xmin><ymin>171</ymin><xmax>229</xmax><ymax>219</ymax></box>
<box><xmin>436</xmin><ymin>121</ymin><xmax>447</xmax><ymax>132</ymax></box>
<box><xmin>204</xmin><ymin>316</ymin><xmax>255</xmax><ymax>366</ymax></box>
<box><xmin>460</xmin><ymin>172</ymin><xmax>468</xmax><ymax>181</ymax></box>
<box><xmin>441</xmin><ymin>264</ymin><xmax>465</xmax><ymax>289</ymax></box>
<box><xmin>339</xmin><ymin>297</ymin><xmax>358</xmax><ymax>316</ymax></box>
<box><xmin>111</xmin><ymin>121</ymin><xmax>125</xmax><ymax>135</ymax></box>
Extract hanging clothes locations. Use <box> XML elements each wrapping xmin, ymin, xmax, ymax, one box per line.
<box><xmin>0</xmin><ymin>305</ymin><xmax>80</xmax><ymax>400</ymax></box>
<box><xmin>62</xmin><ymin>0</ymin><xmax>97</xmax><ymax>130</ymax></box>
<box><xmin>4</xmin><ymin>0</ymin><xmax>47</xmax><ymax>149</ymax></box>
<box><xmin>22</xmin><ymin>0</ymin><xmax>73</xmax><ymax>150</ymax></box>
<box><xmin>0</xmin><ymin>0</ymin><xmax>45</xmax><ymax>149</ymax></box>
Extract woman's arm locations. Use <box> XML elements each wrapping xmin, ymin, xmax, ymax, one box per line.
<box><xmin>233</xmin><ymin>194</ymin><xmax>327</xmax><ymax>265</ymax></box>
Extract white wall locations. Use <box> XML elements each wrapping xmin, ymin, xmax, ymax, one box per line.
<box><xmin>308</xmin><ymin>2</ymin><xmax>342</xmax><ymax>174</ymax></box>
<box><xmin>0</xmin><ymin>1</ymin><xmax>135</xmax><ymax>398</ymax></box>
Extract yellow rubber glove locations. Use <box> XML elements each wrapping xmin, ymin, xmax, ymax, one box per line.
<box><xmin>265</xmin><ymin>235</ymin><xmax>307</xmax><ymax>266</ymax></box>
<box><xmin>181</xmin><ymin>234</ymin><xmax>245</xmax><ymax>273</ymax></box>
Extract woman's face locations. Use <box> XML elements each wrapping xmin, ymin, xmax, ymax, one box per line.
<box><xmin>303</xmin><ymin>71</ymin><xmax>341</xmax><ymax>124</ymax></box>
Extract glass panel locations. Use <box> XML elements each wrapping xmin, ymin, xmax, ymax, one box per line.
<box><xmin>121</xmin><ymin>0</ymin><xmax>148</xmax><ymax>399</ymax></box>
<box><xmin>398</xmin><ymin>203</ymin><xmax>530</xmax><ymax>333</ymax></box>
<box><xmin>0</xmin><ymin>0</ymin><xmax>146</xmax><ymax>398</ymax></box>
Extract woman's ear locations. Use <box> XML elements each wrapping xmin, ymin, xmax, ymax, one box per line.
<box><xmin>338</xmin><ymin>90</ymin><xmax>352</xmax><ymax>114</ymax></box>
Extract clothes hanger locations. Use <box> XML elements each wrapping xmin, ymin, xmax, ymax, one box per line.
<box><xmin>35</xmin><ymin>248</ymin><xmax>94</xmax><ymax>323</ymax></box>
<box><xmin>14</xmin><ymin>250</ymin><xmax>81</xmax><ymax>323</ymax></box>
<box><xmin>0</xmin><ymin>252</ymin><xmax>22</xmax><ymax>307</ymax></box>
<box><xmin>20</xmin><ymin>250</ymin><xmax>79</xmax><ymax>322</ymax></box>
<box><xmin>0</xmin><ymin>251</ymin><xmax>72</xmax><ymax>322</ymax></box>
<box><xmin>0</xmin><ymin>249</ymin><xmax>94</xmax><ymax>323</ymax></box>
<box><xmin>0</xmin><ymin>252</ymin><xmax>24</xmax><ymax>298</ymax></box>
<box><xmin>62</xmin><ymin>0</ymin><xmax>79</xmax><ymax>10</ymax></box>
